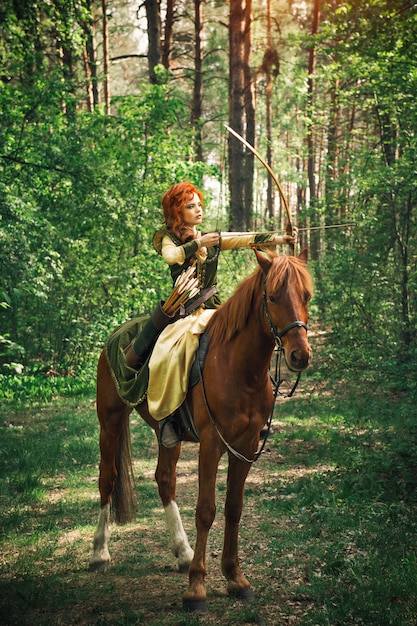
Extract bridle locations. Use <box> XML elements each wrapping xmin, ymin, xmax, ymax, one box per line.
<box><xmin>196</xmin><ymin>288</ymin><xmax>309</xmax><ymax>465</ymax></box>
<box><xmin>262</xmin><ymin>289</ymin><xmax>308</xmax><ymax>399</ymax></box>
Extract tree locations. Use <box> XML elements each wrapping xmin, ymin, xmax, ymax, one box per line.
<box><xmin>145</xmin><ymin>0</ymin><xmax>163</xmax><ymax>83</ymax></box>
<box><xmin>102</xmin><ymin>0</ymin><xmax>111</xmax><ymax>113</ymax></box>
<box><xmin>163</xmin><ymin>0</ymin><xmax>175</xmax><ymax>70</ymax></box>
<box><xmin>258</xmin><ymin>0</ymin><xmax>280</xmax><ymax>222</ymax></box>
<box><xmin>191</xmin><ymin>0</ymin><xmax>204</xmax><ymax>161</ymax></box>
<box><xmin>314</xmin><ymin>0</ymin><xmax>417</xmax><ymax>374</ymax></box>
<box><xmin>228</xmin><ymin>0</ymin><xmax>254</xmax><ymax>230</ymax></box>
<box><xmin>306</xmin><ymin>0</ymin><xmax>321</xmax><ymax>259</ymax></box>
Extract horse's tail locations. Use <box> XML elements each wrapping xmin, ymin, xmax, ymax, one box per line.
<box><xmin>112</xmin><ymin>414</ymin><xmax>136</xmax><ymax>524</ymax></box>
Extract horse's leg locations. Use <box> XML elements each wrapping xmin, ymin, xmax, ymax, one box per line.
<box><xmin>183</xmin><ymin>438</ymin><xmax>223</xmax><ymax>613</ymax></box>
<box><xmin>221</xmin><ymin>453</ymin><xmax>254</xmax><ymax>599</ymax></box>
<box><xmin>155</xmin><ymin>444</ymin><xmax>194</xmax><ymax>572</ymax></box>
<box><xmin>90</xmin><ymin>501</ymin><xmax>111</xmax><ymax>570</ymax></box>
<box><xmin>90</xmin><ymin>423</ymin><xmax>120</xmax><ymax>570</ymax></box>
<box><xmin>90</xmin><ymin>352</ymin><xmax>131</xmax><ymax>570</ymax></box>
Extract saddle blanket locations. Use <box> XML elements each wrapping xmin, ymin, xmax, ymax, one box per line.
<box><xmin>104</xmin><ymin>316</ymin><xmax>151</xmax><ymax>408</ymax></box>
<box><xmin>104</xmin><ymin>309</ymin><xmax>215</xmax><ymax>416</ymax></box>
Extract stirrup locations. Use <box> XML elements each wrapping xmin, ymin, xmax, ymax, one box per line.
<box><xmin>159</xmin><ymin>416</ymin><xmax>180</xmax><ymax>448</ymax></box>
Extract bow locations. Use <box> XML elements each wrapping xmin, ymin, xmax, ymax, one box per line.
<box><xmin>224</xmin><ymin>124</ymin><xmax>294</xmax><ymax>254</ymax></box>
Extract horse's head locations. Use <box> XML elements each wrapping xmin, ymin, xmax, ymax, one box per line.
<box><xmin>254</xmin><ymin>248</ymin><xmax>313</xmax><ymax>372</ymax></box>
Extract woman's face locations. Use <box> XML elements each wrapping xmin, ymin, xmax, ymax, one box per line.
<box><xmin>181</xmin><ymin>192</ymin><xmax>203</xmax><ymax>228</ymax></box>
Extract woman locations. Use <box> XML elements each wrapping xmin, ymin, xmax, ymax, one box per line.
<box><xmin>152</xmin><ymin>181</ymin><xmax>297</xmax><ymax>310</ymax></box>
<box><xmin>150</xmin><ymin>181</ymin><xmax>297</xmax><ymax>446</ymax></box>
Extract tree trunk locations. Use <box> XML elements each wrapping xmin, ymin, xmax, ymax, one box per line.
<box><xmin>228</xmin><ymin>0</ymin><xmax>254</xmax><ymax>231</ymax></box>
<box><xmin>82</xmin><ymin>43</ymin><xmax>95</xmax><ymax>112</ymax></box>
<box><xmin>261</xmin><ymin>0</ymin><xmax>279</xmax><ymax>224</ymax></box>
<box><xmin>56</xmin><ymin>36</ymin><xmax>74</xmax><ymax>118</ymax></box>
<box><xmin>243</xmin><ymin>0</ymin><xmax>254</xmax><ymax>228</ymax></box>
<box><xmin>162</xmin><ymin>0</ymin><xmax>174</xmax><ymax>70</ymax></box>
<box><xmin>145</xmin><ymin>0</ymin><xmax>162</xmax><ymax>84</ymax></box>
<box><xmin>85</xmin><ymin>0</ymin><xmax>99</xmax><ymax>108</ymax></box>
<box><xmin>191</xmin><ymin>0</ymin><xmax>203</xmax><ymax>162</ymax></box>
<box><xmin>307</xmin><ymin>0</ymin><xmax>320</xmax><ymax>259</ymax></box>
<box><xmin>325</xmin><ymin>79</ymin><xmax>339</xmax><ymax>226</ymax></box>
<box><xmin>102</xmin><ymin>0</ymin><xmax>111</xmax><ymax>115</ymax></box>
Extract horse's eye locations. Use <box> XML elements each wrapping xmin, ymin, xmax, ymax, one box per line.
<box><xmin>269</xmin><ymin>295</ymin><xmax>277</xmax><ymax>304</ymax></box>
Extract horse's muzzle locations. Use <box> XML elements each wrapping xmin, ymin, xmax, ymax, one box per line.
<box><xmin>287</xmin><ymin>344</ymin><xmax>311</xmax><ymax>372</ymax></box>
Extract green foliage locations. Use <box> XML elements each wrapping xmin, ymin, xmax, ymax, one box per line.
<box><xmin>1</xmin><ymin>0</ymin><xmax>417</xmax><ymax>396</ymax></box>
<box><xmin>0</xmin><ymin>368</ymin><xmax>95</xmax><ymax>408</ymax></box>
<box><xmin>307</xmin><ymin>0</ymin><xmax>417</xmax><ymax>387</ymax></box>
<box><xmin>2</xmin><ymin>390</ymin><xmax>417</xmax><ymax>624</ymax></box>
<box><xmin>262</xmin><ymin>392</ymin><xmax>417</xmax><ymax>625</ymax></box>
<box><xmin>0</xmin><ymin>75</ymin><xmax>215</xmax><ymax>374</ymax></box>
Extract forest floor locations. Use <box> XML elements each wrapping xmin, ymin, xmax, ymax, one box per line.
<box><xmin>2</xmin><ymin>375</ymin><xmax>417</xmax><ymax>625</ymax></box>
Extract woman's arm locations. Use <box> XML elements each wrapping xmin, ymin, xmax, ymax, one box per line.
<box><xmin>161</xmin><ymin>232</ymin><xmax>220</xmax><ymax>265</ymax></box>
<box><xmin>268</xmin><ymin>229</ymin><xmax>298</xmax><ymax>246</ymax></box>
<box><xmin>220</xmin><ymin>228</ymin><xmax>298</xmax><ymax>250</ymax></box>
<box><xmin>161</xmin><ymin>235</ymin><xmax>201</xmax><ymax>265</ymax></box>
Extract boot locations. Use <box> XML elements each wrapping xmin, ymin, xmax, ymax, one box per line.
<box><xmin>124</xmin><ymin>301</ymin><xmax>175</xmax><ymax>370</ymax></box>
<box><xmin>124</xmin><ymin>343</ymin><xmax>143</xmax><ymax>369</ymax></box>
<box><xmin>159</xmin><ymin>416</ymin><xmax>180</xmax><ymax>448</ymax></box>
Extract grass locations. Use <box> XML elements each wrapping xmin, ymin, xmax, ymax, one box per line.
<box><xmin>1</xmin><ymin>387</ymin><xmax>417</xmax><ymax>625</ymax></box>
<box><xmin>258</xmin><ymin>393</ymin><xmax>417</xmax><ymax>625</ymax></box>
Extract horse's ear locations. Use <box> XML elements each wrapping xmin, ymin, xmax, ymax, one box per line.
<box><xmin>298</xmin><ymin>248</ymin><xmax>308</xmax><ymax>265</ymax></box>
<box><xmin>253</xmin><ymin>247</ymin><xmax>272</xmax><ymax>275</ymax></box>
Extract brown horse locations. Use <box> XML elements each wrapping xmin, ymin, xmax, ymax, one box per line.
<box><xmin>90</xmin><ymin>248</ymin><xmax>313</xmax><ymax>613</ymax></box>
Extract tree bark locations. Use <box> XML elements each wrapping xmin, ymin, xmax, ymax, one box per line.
<box><xmin>145</xmin><ymin>0</ymin><xmax>162</xmax><ymax>84</ymax></box>
<box><xmin>82</xmin><ymin>43</ymin><xmax>95</xmax><ymax>113</ymax></box>
<box><xmin>307</xmin><ymin>0</ymin><xmax>320</xmax><ymax>259</ymax></box>
<box><xmin>243</xmin><ymin>0</ymin><xmax>254</xmax><ymax>228</ymax></box>
<box><xmin>102</xmin><ymin>0</ymin><xmax>111</xmax><ymax>115</ymax></box>
<box><xmin>228</xmin><ymin>0</ymin><xmax>254</xmax><ymax>231</ymax></box>
<box><xmin>261</xmin><ymin>0</ymin><xmax>279</xmax><ymax>223</ymax></box>
<box><xmin>325</xmin><ymin>79</ymin><xmax>339</xmax><ymax>225</ymax></box>
<box><xmin>85</xmin><ymin>0</ymin><xmax>99</xmax><ymax>109</ymax></box>
<box><xmin>162</xmin><ymin>0</ymin><xmax>174</xmax><ymax>70</ymax></box>
<box><xmin>191</xmin><ymin>0</ymin><xmax>203</xmax><ymax>162</ymax></box>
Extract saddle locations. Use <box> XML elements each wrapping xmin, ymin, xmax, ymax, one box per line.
<box><xmin>105</xmin><ymin>319</ymin><xmax>210</xmax><ymax>441</ymax></box>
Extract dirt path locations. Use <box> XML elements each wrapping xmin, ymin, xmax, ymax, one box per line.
<box><xmin>92</xmin><ymin>428</ymin><xmax>313</xmax><ymax>626</ymax></box>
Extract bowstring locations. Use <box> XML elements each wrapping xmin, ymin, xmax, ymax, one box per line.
<box><xmin>215</xmin><ymin>125</ymin><xmax>243</xmax><ymax>284</ymax></box>
<box><xmin>215</xmin><ymin>125</ymin><xmax>258</xmax><ymax>283</ymax></box>
<box><xmin>215</xmin><ymin>124</ymin><xmax>227</xmax><ymax>234</ymax></box>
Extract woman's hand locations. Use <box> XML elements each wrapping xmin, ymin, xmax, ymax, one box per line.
<box><xmin>199</xmin><ymin>232</ymin><xmax>220</xmax><ymax>247</ymax></box>
<box><xmin>284</xmin><ymin>226</ymin><xmax>298</xmax><ymax>245</ymax></box>
<box><xmin>273</xmin><ymin>227</ymin><xmax>298</xmax><ymax>246</ymax></box>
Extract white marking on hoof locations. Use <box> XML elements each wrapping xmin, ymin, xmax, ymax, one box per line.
<box><xmin>164</xmin><ymin>501</ymin><xmax>194</xmax><ymax>570</ymax></box>
<box><xmin>90</xmin><ymin>503</ymin><xmax>111</xmax><ymax>569</ymax></box>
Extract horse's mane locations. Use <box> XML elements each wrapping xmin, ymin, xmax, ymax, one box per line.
<box><xmin>207</xmin><ymin>253</ymin><xmax>313</xmax><ymax>347</ymax></box>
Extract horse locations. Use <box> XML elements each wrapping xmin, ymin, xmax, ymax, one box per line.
<box><xmin>89</xmin><ymin>248</ymin><xmax>313</xmax><ymax>613</ymax></box>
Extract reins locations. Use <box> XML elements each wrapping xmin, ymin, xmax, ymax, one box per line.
<box><xmin>197</xmin><ymin>288</ymin><xmax>308</xmax><ymax>464</ymax></box>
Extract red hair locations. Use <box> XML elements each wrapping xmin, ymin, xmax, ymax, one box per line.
<box><xmin>161</xmin><ymin>182</ymin><xmax>204</xmax><ymax>242</ymax></box>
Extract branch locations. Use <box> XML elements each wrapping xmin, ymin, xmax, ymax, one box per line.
<box><xmin>1</xmin><ymin>154</ymin><xmax>76</xmax><ymax>176</ymax></box>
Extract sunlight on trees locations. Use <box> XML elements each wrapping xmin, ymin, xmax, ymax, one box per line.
<box><xmin>0</xmin><ymin>0</ymin><xmax>415</xmax><ymax>396</ymax></box>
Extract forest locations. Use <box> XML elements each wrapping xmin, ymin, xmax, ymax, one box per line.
<box><xmin>1</xmin><ymin>0</ymin><xmax>416</xmax><ymax>398</ymax></box>
<box><xmin>2</xmin><ymin>2</ymin><xmax>417</xmax><ymax>624</ymax></box>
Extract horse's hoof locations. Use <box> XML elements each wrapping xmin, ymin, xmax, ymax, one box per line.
<box><xmin>183</xmin><ymin>598</ymin><xmax>209</xmax><ymax>613</ymax></box>
<box><xmin>228</xmin><ymin>587</ymin><xmax>255</xmax><ymax>602</ymax></box>
<box><xmin>178</xmin><ymin>562</ymin><xmax>190</xmax><ymax>574</ymax></box>
<box><xmin>89</xmin><ymin>560</ymin><xmax>110</xmax><ymax>572</ymax></box>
